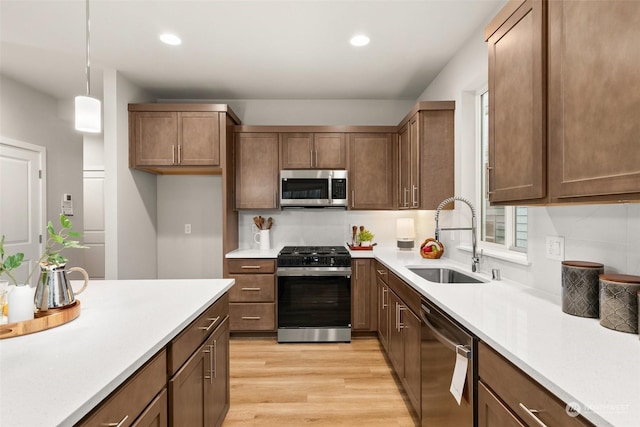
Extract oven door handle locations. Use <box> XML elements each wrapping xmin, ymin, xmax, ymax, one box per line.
<box><xmin>420</xmin><ymin>305</ymin><xmax>471</xmax><ymax>359</ymax></box>
<box><xmin>277</xmin><ymin>268</ymin><xmax>352</xmax><ymax>277</ymax></box>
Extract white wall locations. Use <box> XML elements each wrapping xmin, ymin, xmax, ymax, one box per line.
<box><xmin>159</xmin><ymin>99</ymin><xmax>415</xmax><ymax>126</ymax></box>
<box><xmin>103</xmin><ymin>70</ymin><xmax>158</xmax><ymax>279</ymax></box>
<box><xmin>0</xmin><ymin>74</ymin><xmax>85</xmax><ymax>269</ymax></box>
<box><xmin>415</xmin><ymin>17</ymin><xmax>640</xmax><ymax>297</ymax></box>
<box><xmin>157</xmin><ymin>176</ymin><xmax>223</xmax><ymax>279</ymax></box>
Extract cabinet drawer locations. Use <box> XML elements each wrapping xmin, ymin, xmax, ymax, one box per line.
<box><xmin>228</xmin><ymin>274</ymin><xmax>275</xmax><ymax>302</ymax></box>
<box><xmin>77</xmin><ymin>350</ymin><xmax>167</xmax><ymax>427</ymax></box>
<box><xmin>168</xmin><ymin>293</ymin><xmax>229</xmax><ymax>375</ymax></box>
<box><xmin>229</xmin><ymin>303</ymin><xmax>276</xmax><ymax>331</ymax></box>
<box><xmin>228</xmin><ymin>259</ymin><xmax>275</xmax><ymax>274</ymax></box>
<box><xmin>374</xmin><ymin>260</ymin><xmax>389</xmax><ymax>284</ymax></box>
<box><xmin>131</xmin><ymin>388</ymin><xmax>168</xmax><ymax>427</ymax></box>
<box><xmin>479</xmin><ymin>342</ymin><xmax>593</xmax><ymax>427</ymax></box>
<box><xmin>388</xmin><ymin>271</ymin><xmax>421</xmax><ymax>315</ymax></box>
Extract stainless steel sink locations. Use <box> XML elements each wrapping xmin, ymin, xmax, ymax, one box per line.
<box><xmin>407</xmin><ymin>267</ymin><xmax>487</xmax><ymax>284</ymax></box>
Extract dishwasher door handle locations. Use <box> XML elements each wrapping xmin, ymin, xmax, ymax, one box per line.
<box><xmin>421</xmin><ymin>306</ymin><xmax>471</xmax><ymax>358</ymax></box>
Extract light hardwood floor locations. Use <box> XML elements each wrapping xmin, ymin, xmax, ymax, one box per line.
<box><xmin>223</xmin><ymin>337</ymin><xmax>418</xmax><ymax>426</ymax></box>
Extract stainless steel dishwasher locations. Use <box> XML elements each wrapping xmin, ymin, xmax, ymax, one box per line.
<box><xmin>421</xmin><ymin>299</ymin><xmax>477</xmax><ymax>426</ymax></box>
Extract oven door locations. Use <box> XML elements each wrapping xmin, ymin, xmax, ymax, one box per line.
<box><xmin>277</xmin><ymin>270</ymin><xmax>351</xmax><ymax>342</ymax></box>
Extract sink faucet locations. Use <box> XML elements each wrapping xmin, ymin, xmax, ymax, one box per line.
<box><xmin>434</xmin><ymin>196</ymin><xmax>479</xmax><ymax>272</ymax></box>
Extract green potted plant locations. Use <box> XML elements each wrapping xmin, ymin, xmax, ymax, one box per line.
<box><xmin>1</xmin><ymin>214</ymin><xmax>87</xmax><ymax>322</ymax></box>
<box><xmin>357</xmin><ymin>229</ymin><xmax>375</xmax><ymax>247</ymax></box>
<box><xmin>0</xmin><ymin>214</ymin><xmax>87</xmax><ymax>286</ymax></box>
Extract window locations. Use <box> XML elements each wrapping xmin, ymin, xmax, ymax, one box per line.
<box><xmin>478</xmin><ymin>90</ymin><xmax>528</xmax><ymax>257</ymax></box>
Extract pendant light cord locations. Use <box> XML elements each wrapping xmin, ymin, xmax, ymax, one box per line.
<box><xmin>85</xmin><ymin>0</ymin><xmax>91</xmax><ymax>97</ymax></box>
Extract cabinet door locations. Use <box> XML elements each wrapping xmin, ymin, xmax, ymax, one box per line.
<box><xmin>235</xmin><ymin>133</ymin><xmax>279</xmax><ymax>209</ymax></box>
<box><xmin>419</xmin><ymin>110</ymin><xmax>454</xmax><ymax>209</ymax></box>
<box><xmin>132</xmin><ymin>112</ymin><xmax>178</xmax><ymax>166</ymax></box>
<box><xmin>349</xmin><ymin>133</ymin><xmax>396</xmax><ymax>210</ymax></box>
<box><xmin>387</xmin><ymin>291</ymin><xmax>404</xmax><ymax>377</ymax></box>
<box><xmin>169</xmin><ymin>342</ymin><xmax>207</xmax><ymax>426</ymax></box>
<box><xmin>377</xmin><ymin>280</ymin><xmax>390</xmax><ymax>351</ymax></box>
<box><xmin>397</xmin><ymin>124</ymin><xmax>411</xmax><ymax>208</ymax></box>
<box><xmin>477</xmin><ymin>381</ymin><xmax>526</xmax><ymax>427</ymax></box>
<box><xmin>548</xmin><ymin>0</ymin><xmax>640</xmax><ymax>202</ymax></box>
<box><xmin>351</xmin><ymin>259</ymin><xmax>376</xmax><ymax>331</ymax></box>
<box><xmin>402</xmin><ymin>307</ymin><xmax>421</xmax><ymax>417</ymax></box>
<box><xmin>487</xmin><ymin>0</ymin><xmax>546</xmax><ymax>203</ymax></box>
<box><xmin>179</xmin><ymin>112</ymin><xmax>220</xmax><ymax>166</ymax></box>
<box><xmin>408</xmin><ymin>116</ymin><xmax>420</xmax><ymax>208</ymax></box>
<box><xmin>131</xmin><ymin>389</ymin><xmax>168</xmax><ymax>427</ymax></box>
<box><xmin>314</xmin><ymin>133</ymin><xmax>346</xmax><ymax>169</ymax></box>
<box><xmin>205</xmin><ymin>318</ymin><xmax>230</xmax><ymax>427</ymax></box>
<box><xmin>280</xmin><ymin>133</ymin><xmax>313</xmax><ymax>169</ymax></box>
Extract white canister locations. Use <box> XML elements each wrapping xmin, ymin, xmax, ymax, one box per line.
<box><xmin>7</xmin><ymin>285</ymin><xmax>35</xmax><ymax>323</ymax></box>
<box><xmin>254</xmin><ymin>229</ymin><xmax>271</xmax><ymax>251</ymax></box>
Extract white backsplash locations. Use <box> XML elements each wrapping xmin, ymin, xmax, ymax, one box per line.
<box><xmin>239</xmin><ymin>203</ymin><xmax>640</xmax><ymax>300</ymax></box>
<box><xmin>238</xmin><ymin>209</ymin><xmax>435</xmax><ymax>250</ymax></box>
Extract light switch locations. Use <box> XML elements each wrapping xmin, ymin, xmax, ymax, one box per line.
<box><xmin>184</xmin><ymin>224</ymin><xmax>191</xmax><ymax>234</ymax></box>
<box><xmin>545</xmin><ymin>236</ymin><xmax>564</xmax><ymax>260</ymax></box>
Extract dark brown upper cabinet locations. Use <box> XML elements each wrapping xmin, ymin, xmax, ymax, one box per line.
<box><xmin>280</xmin><ymin>133</ymin><xmax>346</xmax><ymax>169</ymax></box>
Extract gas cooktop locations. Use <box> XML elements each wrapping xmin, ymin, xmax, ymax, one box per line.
<box><xmin>277</xmin><ymin>245</ymin><xmax>351</xmax><ymax>267</ymax></box>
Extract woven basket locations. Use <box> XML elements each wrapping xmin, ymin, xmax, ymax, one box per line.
<box><xmin>420</xmin><ymin>238</ymin><xmax>444</xmax><ymax>259</ymax></box>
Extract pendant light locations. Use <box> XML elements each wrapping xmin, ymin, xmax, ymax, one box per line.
<box><xmin>75</xmin><ymin>0</ymin><xmax>101</xmax><ymax>133</ymax></box>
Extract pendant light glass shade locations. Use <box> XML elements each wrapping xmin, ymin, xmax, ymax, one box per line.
<box><xmin>75</xmin><ymin>95</ymin><xmax>101</xmax><ymax>133</ymax></box>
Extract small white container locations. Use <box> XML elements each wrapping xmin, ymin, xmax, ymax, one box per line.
<box><xmin>7</xmin><ymin>285</ymin><xmax>35</xmax><ymax>323</ymax></box>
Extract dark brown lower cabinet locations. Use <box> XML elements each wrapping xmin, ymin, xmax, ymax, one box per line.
<box><xmin>351</xmin><ymin>258</ymin><xmax>377</xmax><ymax>331</ymax></box>
<box><xmin>479</xmin><ymin>342</ymin><xmax>593</xmax><ymax>427</ymax></box>
<box><xmin>170</xmin><ymin>317</ymin><xmax>229</xmax><ymax>427</ymax></box>
<box><xmin>478</xmin><ymin>381</ymin><xmax>526</xmax><ymax>427</ymax></box>
<box><xmin>132</xmin><ymin>389</ymin><xmax>169</xmax><ymax>427</ymax></box>
<box><xmin>377</xmin><ymin>279</ymin><xmax>390</xmax><ymax>351</ymax></box>
<box><xmin>382</xmin><ymin>275</ymin><xmax>421</xmax><ymax>419</ymax></box>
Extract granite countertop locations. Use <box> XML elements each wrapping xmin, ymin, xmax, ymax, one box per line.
<box><xmin>0</xmin><ymin>278</ymin><xmax>234</xmax><ymax>427</ymax></box>
<box><xmin>227</xmin><ymin>245</ymin><xmax>639</xmax><ymax>426</ymax></box>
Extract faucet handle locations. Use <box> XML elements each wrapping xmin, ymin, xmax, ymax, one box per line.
<box><xmin>491</xmin><ymin>269</ymin><xmax>501</xmax><ymax>281</ymax></box>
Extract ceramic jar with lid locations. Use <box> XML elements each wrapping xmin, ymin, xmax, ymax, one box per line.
<box><xmin>599</xmin><ymin>274</ymin><xmax>640</xmax><ymax>334</ymax></box>
<box><xmin>561</xmin><ymin>261</ymin><xmax>604</xmax><ymax>318</ymax></box>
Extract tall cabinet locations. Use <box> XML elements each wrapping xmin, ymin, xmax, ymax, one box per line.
<box><xmin>349</xmin><ymin>133</ymin><xmax>397</xmax><ymax>210</ymax></box>
<box><xmin>396</xmin><ymin>102</ymin><xmax>455</xmax><ymax>210</ymax></box>
<box><xmin>485</xmin><ymin>0</ymin><xmax>546</xmax><ymax>204</ymax></box>
<box><xmin>547</xmin><ymin>0</ymin><xmax>640</xmax><ymax>202</ymax></box>
<box><xmin>486</xmin><ymin>0</ymin><xmax>640</xmax><ymax>205</ymax></box>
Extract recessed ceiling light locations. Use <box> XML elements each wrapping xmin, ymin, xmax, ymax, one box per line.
<box><xmin>159</xmin><ymin>33</ymin><xmax>182</xmax><ymax>46</ymax></box>
<box><xmin>350</xmin><ymin>34</ymin><xmax>370</xmax><ymax>47</ymax></box>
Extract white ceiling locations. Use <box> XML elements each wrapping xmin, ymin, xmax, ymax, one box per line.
<box><xmin>0</xmin><ymin>0</ymin><xmax>504</xmax><ymax>101</ymax></box>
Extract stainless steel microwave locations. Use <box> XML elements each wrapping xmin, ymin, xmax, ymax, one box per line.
<box><xmin>280</xmin><ymin>170</ymin><xmax>348</xmax><ymax>208</ymax></box>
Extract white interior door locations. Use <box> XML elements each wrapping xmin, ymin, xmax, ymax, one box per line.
<box><xmin>0</xmin><ymin>138</ymin><xmax>46</xmax><ymax>286</ymax></box>
<box><xmin>83</xmin><ymin>168</ymin><xmax>105</xmax><ymax>279</ymax></box>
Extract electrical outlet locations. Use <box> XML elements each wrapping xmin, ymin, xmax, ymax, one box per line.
<box><xmin>185</xmin><ymin>224</ymin><xmax>192</xmax><ymax>234</ymax></box>
<box><xmin>545</xmin><ymin>235</ymin><xmax>564</xmax><ymax>260</ymax></box>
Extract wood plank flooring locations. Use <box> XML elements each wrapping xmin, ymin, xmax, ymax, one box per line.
<box><xmin>223</xmin><ymin>337</ymin><xmax>418</xmax><ymax>426</ymax></box>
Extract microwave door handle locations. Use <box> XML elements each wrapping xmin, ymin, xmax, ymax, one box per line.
<box><xmin>420</xmin><ymin>306</ymin><xmax>470</xmax><ymax>358</ymax></box>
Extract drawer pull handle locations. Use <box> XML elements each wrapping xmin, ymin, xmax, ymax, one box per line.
<box><xmin>213</xmin><ymin>339</ymin><xmax>218</xmax><ymax>379</ymax></box>
<box><xmin>518</xmin><ymin>403</ymin><xmax>548</xmax><ymax>427</ymax></box>
<box><xmin>382</xmin><ymin>287</ymin><xmax>388</xmax><ymax>309</ymax></box>
<box><xmin>242</xmin><ymin>316</ymin><xmax>261</xmax><ymax>320</ymax></box>
<box><xmin>241</xmin><ymin>287</ymin><xmax>261</xmax><ymax>291</ymax></box>
<box><xmin>198</xmin><ymin>316</ymin><xmax>220</xmax><ymax>332</ymax></box>
<box><xmin>376</xmin><ymin>269</ymin><xmax>387</xmax><ymax>275</ymax></box>
<box><xmin>101</xmin><ymin>415</ymin><xmax>129</xmax><ymax>427</ymax></box>
<box><xmin>240</xmin><ymin>265</ymin><xmax>262</xmax><ymax>269</ymax></box>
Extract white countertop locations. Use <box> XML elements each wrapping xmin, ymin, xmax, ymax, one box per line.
<box><xmin>372</xmin><ymin>247</ymin><xmax>640</xmax><ymax>427</ymax></box>
<box><xmin>227</xmin><ymin>245</ymin><xmax>639</xmax><ymax>426</ymax></box>
<box><xmin>0</xmin><ymin>278</ymin><xmax>234</xmax><ymax>427</ymax></box>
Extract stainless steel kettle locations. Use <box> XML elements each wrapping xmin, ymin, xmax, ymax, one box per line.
<box><xmin>34</xmin><ymin>263</ymin><xmax>89</xmax><ymax>312</ymax></box>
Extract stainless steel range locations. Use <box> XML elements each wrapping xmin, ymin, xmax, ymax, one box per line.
<box><xmin>276</xmin><ymin>246</ymin><xmax>352</xmax><ymax>343</ymax></box>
